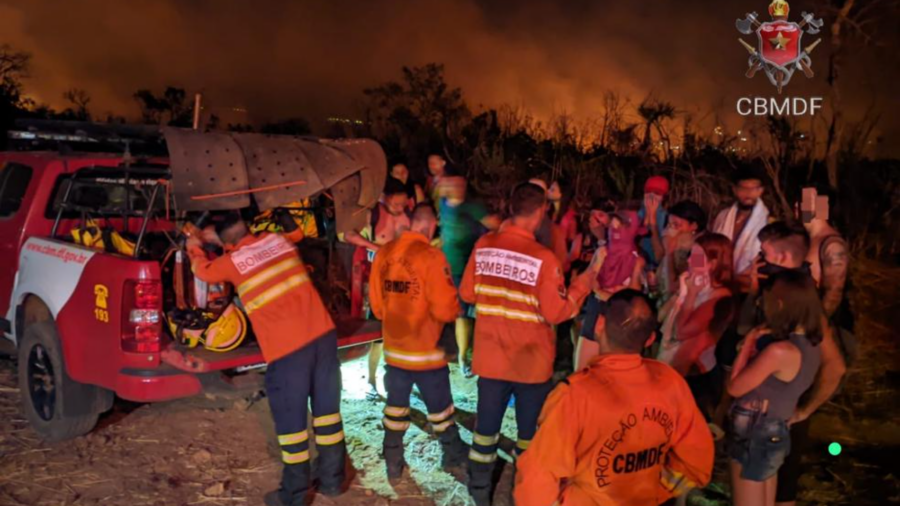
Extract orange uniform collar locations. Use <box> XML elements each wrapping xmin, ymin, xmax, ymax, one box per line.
<box><xmin>500</xmin><ymin>223</ymin><xmax>536</xmax><ymax>240</ymax></box>
<box><xmin>586</xmin><ymin>353</ymin><xmax>644</xmax><ymax>371</ymax></box>
<box><xmin>398</xmin><ymin>231</ymin><xmax>430</xmax><ymax>243</ymax></box>
<box><xmin>228</xmin><ymin>233</ymin><xmax>258</xmax><ymax>252</ymax></box>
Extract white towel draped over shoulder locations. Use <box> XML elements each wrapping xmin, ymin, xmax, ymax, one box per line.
<box><xmin>712</xmin><ymin>200</ymin><xmax>769</xmax><ymax>275</ymax></box>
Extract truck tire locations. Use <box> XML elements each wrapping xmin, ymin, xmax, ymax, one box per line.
<box><xmin>17</xmin><ymin>322</ymin><xmax>102</xmax><ymax>442</ymax></box>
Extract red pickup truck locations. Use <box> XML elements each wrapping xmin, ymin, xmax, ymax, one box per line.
<box><xmin>1</xmin><ymin>125</ymin><xmax>385</xmax><ymax>442</ymax></box>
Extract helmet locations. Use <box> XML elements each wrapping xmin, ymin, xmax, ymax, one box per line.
<box><xmin>202</xmin><ymin>304</ymin><xmax>248</xmax><ymax>352</ymax></box>
<box><xmin>167</xmin><ymin>304</ymin><xmax>249</xmax><ymax>352</ymax></box>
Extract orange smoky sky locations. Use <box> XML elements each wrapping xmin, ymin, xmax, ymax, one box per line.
<box><xmin>1</xmin><ymin>0</ymin><xmax>898</xmax><ymax>153</ymax></box>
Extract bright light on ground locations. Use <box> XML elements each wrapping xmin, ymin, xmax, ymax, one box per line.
<box><xmin>338</xmin><ymin>355</ymin><xmax>520</xmax><ymax>505</ymax></box>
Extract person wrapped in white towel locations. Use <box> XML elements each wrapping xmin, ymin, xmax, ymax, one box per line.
<box><xmin>711</xmin><ymin>167</ymin><xmax>770</xmax><ymax>292</ymax></box>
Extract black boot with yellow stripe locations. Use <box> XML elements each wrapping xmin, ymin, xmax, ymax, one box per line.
<box><xmin>311</xmin><ymin>412</ymin><xmax>346</xmax><ymax>496</ymax></box>
<box><xmin>382</xmin><ymin>405</ymin><xmax>410</xmax><ymax>481</ymax></box>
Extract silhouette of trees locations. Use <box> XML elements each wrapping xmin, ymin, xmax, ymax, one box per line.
<box><xmin>0</xmin><ymin>44</ymin><xmax>31</xmax><ymax>133</ymax></box>
<box><xmin>133</xmin><ymin>86</ymin><xmax>193</xmax><ymax>126</ymax></box>
<box><xmin>61</xmin><ymin>88</ymin><xmax>91</xmax><ymax>121</ymax></box>
<box><xmin>364</xmin><ymin>63</ymin><xmax>470</xmax><ymax>165</ymax></box>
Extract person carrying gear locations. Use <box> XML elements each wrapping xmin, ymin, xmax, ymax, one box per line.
<box><xmin>459</xmin><ymin>182</ymin><xmax>596</xmax><ymax>506</ymax></box>
<box><xmin>515</xmin><ymin>290</ymin><xmax>715</xmax><ymax>506</ymax></box>
<box><xmin>368</xmin><ymin>204</ymin><xmax>468</xmax><ymax>479</ymax></box>
<box><xmin>186</xmin><ymin>211</ymin><xmax>346</xmax><ymax>506</ymax></box>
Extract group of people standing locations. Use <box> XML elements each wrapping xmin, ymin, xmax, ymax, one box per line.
<box><xmin>186</xmin><ymin>153</ymin><xmax>852</xmax><ymax>506</ymax></box>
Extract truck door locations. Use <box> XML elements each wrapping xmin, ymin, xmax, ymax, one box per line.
<box><xmin>0</xmin><ymin>161</ymin><xmax>35</xmax><ymax>320</ymax></box>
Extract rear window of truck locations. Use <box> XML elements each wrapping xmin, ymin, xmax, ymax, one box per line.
<box><xmin>0</xmin><ymin>162</ymin><xmax>34</xmax><ymax>219</ymax></box>
<box><xmin>45</xmin><ymin>168</ymin><xmax>170</xmax><ymax>219</ymax></box>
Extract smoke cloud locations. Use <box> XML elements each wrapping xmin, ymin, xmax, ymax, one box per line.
<box><xmin>1</xmin><ymin>0</ymin><xmax>897</xmax><ymax>151</ymax></box>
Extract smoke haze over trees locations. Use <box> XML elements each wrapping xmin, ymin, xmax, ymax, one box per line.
<box><xmin>1</xmin><ymin>0</ymin><xmax>899</xmax><ymax>258</ymax></box>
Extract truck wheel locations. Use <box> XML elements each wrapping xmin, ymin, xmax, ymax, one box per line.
<box><xmin>18</xmin><ymin>322</ymin><xmax>101</xmax><ymax>442</ymax></box>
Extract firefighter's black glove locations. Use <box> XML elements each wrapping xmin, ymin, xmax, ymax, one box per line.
<box><xmin>274</xmin><ymin>208</ymin><xmax>299</xmax><ymax>233</ymax></box>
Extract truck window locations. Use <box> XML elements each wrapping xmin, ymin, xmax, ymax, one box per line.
<box><xmin>45</xmin><ymin>175</ymin><xmax>161</xmax><ymax>219</ymax></box>
<box><xmin>0</xmin><ymin>163</ymin><xmax>34</xmax><ymax>219</ymax></box>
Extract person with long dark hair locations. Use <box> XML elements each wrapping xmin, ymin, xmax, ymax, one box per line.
<box><xmin>569</xmin><ymin>199</ymin><xmax>613</xmax><ymax>276</ymax></box>
<box><xmin>390</xmin><ymin>162</ymin><xmax>425</xmax><ymax>209</ymax></box>
<box><xmin>727</xmin><ymin>270</ymin><xmax>823</xmax><ymax>506</ymax></box>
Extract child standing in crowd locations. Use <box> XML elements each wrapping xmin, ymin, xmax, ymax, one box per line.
<box><xmin>595</xmin><ymin>209</ymin><xmax>644</xmax><ymax>299</ymax></box>
<box><xmin>727</xmin><ymin>270</ymin><xmax>823</xmax><ymax>506</ymax></box>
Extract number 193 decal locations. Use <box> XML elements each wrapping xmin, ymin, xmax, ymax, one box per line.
<box><xmin>94</xmin><ymin>307</ymin><xmax>109</xmax><ymax>323</ymax></box>
<box><xmin>94</xmin><ymin>284</ymin><xmax>110</xmax><ymax>323</ymax></box>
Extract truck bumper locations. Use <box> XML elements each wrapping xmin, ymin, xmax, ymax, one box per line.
<box><xmin>115</xmin><ymin>366</ymin><xmax>202</xmax><ymax>402</ymax></box>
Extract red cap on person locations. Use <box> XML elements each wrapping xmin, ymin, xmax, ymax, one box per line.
<box><xmin>643</xmin><ymin>176</ymin><xmax>669</xmax><ymax>196</ymax></box>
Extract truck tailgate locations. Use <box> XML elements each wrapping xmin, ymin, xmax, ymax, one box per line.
<box><xmin>161</xmin><ymin>318</ymin><xmax>381</xmax><ymax>373</ymax></box>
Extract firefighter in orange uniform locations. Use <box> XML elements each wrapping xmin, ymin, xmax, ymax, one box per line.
<box><xmin>186</xmin><ymin>211</ymin><xmax>346</xmax><ymax>506</ymax></box>
<box><xmin>344</xmin><ymin>177</ymin><xmax>412</xmax><ymax>396</ymax></box>
<box><xmin>460</xmin><ymin>182</ymin><xmax>595</xmax><ymax>505</ymax></box>
<box><xmin>515</xmin><ymin>290</ymin><xmax>715</xmax><ymax>506</ymax></box>
<box><xmin>368</xmin><ymin>204</ymin><xmax>468</xmax><ymax>479</ymax></box>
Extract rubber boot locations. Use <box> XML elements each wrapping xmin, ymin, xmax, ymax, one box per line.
<box><xmin>264</xmin><ymin>490</ymin><xmax>284</xmax><ymax>506</ymax></box>
<box><xmin>439</xmin><ymin>425</ymin><xmax>468</xmax><ymax>471</ymax></box>
<box><xmin>468</xmin><ymin>460</ymin><xmax>494</xmax><ymax>506</ymax></box>
<box><xmin>384</xmin><ymin>429</ymin><xmax>406</xmax><ymax>481</ymax></box>
<box><xmin>315</xmin><ymin>442</ymin><xmax>347</xmax><ymax>496</ymax></box>
<box><xmin>265</xmin><ymin>462</ymin><xmax>311</xmax><ymax>506</ymax></box>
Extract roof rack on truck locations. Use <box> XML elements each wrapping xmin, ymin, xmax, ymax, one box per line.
<box><xmin>6</xmin><ymin>119</ymin><xmax>167</xmax><ymax>156</ymax></box>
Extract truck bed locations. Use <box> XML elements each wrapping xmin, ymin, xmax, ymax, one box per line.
<box><xmin>160</xmin><ymin>317</ymin><xmax>380</xmax><ymax>374</ymax></box>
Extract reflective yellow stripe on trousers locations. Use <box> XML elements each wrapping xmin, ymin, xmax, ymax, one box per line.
<box><xmin>282</xmin><ymin>450</ymin><xmax>310</xmax><ymax>464</ymax></box>
<box><xmin>278</xmin><ymin>430</ymin><xmax>309</xmax><ymax>446</ymax></box>
<box><xmin>313</xmin><ymin>413</ymin><xmax>342</xmax><ymax>428</ymax></box>
<box><xmin>469</xmin><ymin>448</ymin><xmax>498</xmax><ymax>463</ymax></box>
<box><xmin>315</xmin><ymin>431</ymin><xmax>345</xmax><ymax>446</ymax></box>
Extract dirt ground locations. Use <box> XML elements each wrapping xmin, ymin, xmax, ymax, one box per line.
<box><xmin>0</xmin><ymin>348</ymin><xmax>516</xmax><ymax>506</ymax></box>
<box><xmin>1</xmin><ymin>259</ymin><xmax>898</xmax><ymax>506</ymax></box>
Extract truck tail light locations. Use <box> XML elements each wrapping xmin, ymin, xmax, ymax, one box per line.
<box><xmin>122</xmin><ymin>280</ymin><xmax>163</xmax><ymax>353</ymax></box>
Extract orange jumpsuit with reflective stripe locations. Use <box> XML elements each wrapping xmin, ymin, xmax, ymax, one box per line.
<box><xmin>460</xmin><ymin>224</ymin><xmax>591</xmax><ymax>384</ymax></box>
<box><xmin>189</xmin><ymin>230</ymin><xmax>335</xmax><ymax>363</ymax></box>
<box><xmin>368</xmin><ymin>231</ymin><xmax>460</xmax><ymax>370</ymax></box>
<box><xmin>515</xmin><ymin>354</ymin><xmax>715</xmax><ymax>506</ymax></box>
